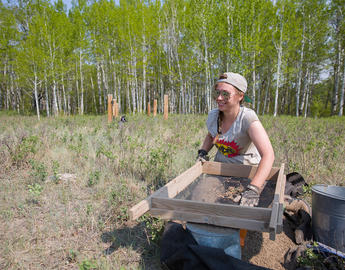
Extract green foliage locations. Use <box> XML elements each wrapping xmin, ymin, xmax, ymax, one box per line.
<box><xmin>11</xmin><ymin>135</ymin><xmax>39</xmax><ymax>165</ymax></box>
<box><xmin>29</xmin><ymin>159</ymin><xmax>48</xmax><ymax>182</ymax></box>
<box><xmin>67</xmin><ymin>249</ymin><xmax>78</xmax><ymax>263</ymax></box>
<box><xmin>96</xmin><ymin>144</ymin><xmax>117</xmax><ymax>160</ymax></box>
<box><xmin>140</xmin><ymin>144</ymin><xmax>175</xmax><ymax>188</ymax></box>
<box><xmin>87</xmin><ymin>171</ymin><xmax>100</xmax><ymax>187</ymax></box>
<box><xmin>28</xmin><ymin>183</ymin><xmax>43</xmax><ymax>197</ymax></box>
<box><xmin>0</xmin><ymin>0</ymin><xmax>342</xmax><ymax>116</ymax></box>
<box><xmin>79</xmin><ymin>259</ymin><xmax>97</xmax><ymax>270</ymax></box>
<box><xmin>139</xmin><ymin>214</ymin><xmax>165</xmax><ymax>243</ymax></box>
<box><xmin>297</xmin><ymin>242</ymin><xmax>345</xmax><ymax>269</ymax></box>
<box><xmin>51</xmin><ymin>160</ymin><xmax>60</xmax><ymax>183</ymax></box>
<box><xmin>108</xmin><ymin>180</ymin><xmax>135</xmax><ymax>222</ymax></box>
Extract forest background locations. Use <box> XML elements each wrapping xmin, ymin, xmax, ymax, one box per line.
<box><xmin>0</xmin><ymin>0</ymin><xmax>345</xmax><ymax>119</ymax></box>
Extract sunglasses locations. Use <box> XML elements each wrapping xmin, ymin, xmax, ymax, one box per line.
<box><xmin>212</xmin><ymin>89</ymin><xmax>233</xmax><ymax>100</ymax></box>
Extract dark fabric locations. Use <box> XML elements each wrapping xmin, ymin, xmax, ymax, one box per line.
<box><xmin>189</xmin><ymin>244</ymin><xmax>271</xmax><ymax>270</ymax></box>
<box><xmin>160</xmin><ymin>222</ymin><xmax>272</xmax><ymax>270</ymax></box>
<box><xmin>160</xmin><ymin>222</ymin><xmax>208</xmax><ymax>270</ymax></box>
<box><xmin>285</xmin><ymin>172</ymin><xmax>307</xmax><ymax>197</ymax></box>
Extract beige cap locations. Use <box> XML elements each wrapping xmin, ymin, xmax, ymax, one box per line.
<box><xmin>216</xmin><ymin>72</ymin><xmax>248</xmax><ymax>93</ymax></box>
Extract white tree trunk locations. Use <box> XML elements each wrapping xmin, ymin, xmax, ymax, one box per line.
<box><xmin>296</xmin><ymin>21</ymin><xmax>305</xmax><ymax>117</ymax></box>
<box><xmin>79</xmin><ymin>51</ymin><xmax>84</xmax><ymax>115</ymax></box>
<box><xmin>304</xmin><ymin>71</ymin><xmax>311</xmax><ymax>118</ymax></box>
<box><xmin>274</xmin><ymin>23</ymin><xmax>283</xmax><ymax>117</ymax></box>
<box><xmin>332</xmin><ymin>38</ymin><xmax>341</xmax><ymax>115</ymax></box>
<box><xmin>300</xmin><ymin>68</ymin><xmax>309</xmax><ymax>115</ymax></box>
<box><xmin>44</xmin><ymin>70</ymin><xmax>50</xmax><ymax>117</ymax></box>
<box><xmin>252</xmin><ymin>52</ymin><xmax>256</xmax><ymax>110</ymax></box>
<box><xmin>96</xmin><ymin>61</ymin><xmax>103</xmax><ymax>113</ymax></box>
<box><xmin>34</xmin><ymin>69</ymin><xmax>40</xmax><ymax>120</ymax></box>
<box><xmin>339</xmin><ymin>56</ymin><xmax>345</xmax><ymax>116</ymax></box>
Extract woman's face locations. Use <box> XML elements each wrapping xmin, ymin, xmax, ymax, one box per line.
<box><xmin>213</xmin><ymin>82</ymin><xmax>243</xmax><ymax>112</ymax></box>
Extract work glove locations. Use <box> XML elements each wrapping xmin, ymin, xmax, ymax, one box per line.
<box><xmin>239</xmin><ymin>184</ymin><xmax>261</xmax><ymax>207</ymax></box>
<box><xmin>197</xmin><ymin>149</ymin><xmax>209</xmax><ymax>162</ymax></box>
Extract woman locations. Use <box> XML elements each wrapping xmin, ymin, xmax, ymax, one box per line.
<box><xmin>198</xmin><ymin>72</ymin><xmax>275</xmax><ymax>207</ymax></box>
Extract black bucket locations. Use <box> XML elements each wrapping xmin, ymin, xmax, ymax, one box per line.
<box><xmin>312</xmin><ymin>184</ymin><xmax>345</xmax><ymax>252</ymax></box>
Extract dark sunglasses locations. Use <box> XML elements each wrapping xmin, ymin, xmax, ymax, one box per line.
<box><xmin>212</xmin><ymin>89</ymin><xmax>233</xmax><ymax>100</ymax></box>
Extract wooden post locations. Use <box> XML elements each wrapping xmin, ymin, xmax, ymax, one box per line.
<box><xmin>112</xmin><ymin>99</ymin><xmax>116</xmax><ymax>117</ymax></box>
<box><xmin>107</xmin><ymin>94</ymin><xmax>113</xmax><ymax>123</ymax></box>
<box><xmin>114</xmin><ymin>102</ymin><xmax>119</xmax><ymax>118</ymax></box>
<box><xmin>147</xmin><ymin>102</ymin><xmax>151</xmax><ymax>116</ymax></box>
<box><xmin>153</xmin><ymin>99</ymin><xmax>157</xmax><ymax>117</ymax></box>
<box><xmin>164</xmin><ymin>95</ymin><xmax>168</xmax><ymax>120</ymax></box>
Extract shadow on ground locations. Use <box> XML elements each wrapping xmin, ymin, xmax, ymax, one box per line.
<box><xmin>101</xmin><ymin>222</ymin><xmax>163</xmax><ymax>270</ymax></box>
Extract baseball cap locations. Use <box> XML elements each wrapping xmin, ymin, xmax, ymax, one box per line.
<box><xmin>216</xmin><ymin>72</ymin><xmax>247</xmax><ymax>93</ymax></box>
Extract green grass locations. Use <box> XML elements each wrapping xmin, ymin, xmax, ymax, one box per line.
<box><xmin>0</xmin><ymin>113</ymin><xmax>344</xmax><ymax>269</ymax></box>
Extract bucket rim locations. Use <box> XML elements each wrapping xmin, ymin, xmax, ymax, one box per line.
<box><xmin>311</xmin><ymin>184</ymin><xmax>345</xmax><ymax>201</ymax></box>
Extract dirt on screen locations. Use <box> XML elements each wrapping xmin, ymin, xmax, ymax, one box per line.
<box><xmin>175</xmin><ymin>174</ymin><xmax>276</xmax><ymax>208</ymax></box>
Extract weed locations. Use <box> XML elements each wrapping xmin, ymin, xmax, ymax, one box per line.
<box><xmin>87</xmin><ymin>171</ymin><xmax>100</xmax><ymax>187</ymax></box>
<box><xmin>96</xmin><ymin>144</ymin><xmax>117</xmax><ymax>160</ymax></box>
<box><xmin>139</xmin><ymin>214</ymin><xmax>165</xmax><ymax>243</ymax></box>
<box><xmin>67</xmin><ymin>249</ymin><xmax>78</xmax><ymax>263</ymax></box>
<box><xmin>297</xmin><ymin>242</ymin><xmax>345</xmax><ymax>269</ymax></box>
<box><xmin>52</xmin><ymin>160</ymin><xmax>60</xmax><ymax>183</ymax></box>
<box><xmin>29</xmin><ymin>159</ymin><xmax>48</xmax><ymax>182</ymax></box>
<box><xmin>11</xmin><ymin>135</ymin><xmax>39</xmax><ymax>166</ymax></box>
<box><xmin>79</xmin><ymin>259</ymin><xmax>97</xmax><ymax>270</ymax></box>
<box><xmin>0</xmin><ymin>209</ymin><xmax>13</xmax><ymax>220</ymax></box>
<box><xmin>86</xmin><ymin>204</ymin><xmax>93</xmax><ymax>215</ymax></box>
<box><xmin>28</xmin><ymin>183</ymin><xmax>43</xmax><ymax>197</ymax></box>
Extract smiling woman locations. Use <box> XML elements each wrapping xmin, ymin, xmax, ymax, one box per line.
<box><xmin>198</xmin><ymin>72</ymin><xmax>275</xmax><ymax>207</ymax></box>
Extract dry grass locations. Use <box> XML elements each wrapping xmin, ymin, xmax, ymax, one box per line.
<box><xmin>0</xmin><ymin>112</ymin><xmax>344</xmax><ymax>269</ymax></box>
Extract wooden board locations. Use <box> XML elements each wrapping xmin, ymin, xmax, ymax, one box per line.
<box><xmin>129</xmin><ymin>161</ymin><xmax>202</xmax><ymax>220</ymax></box>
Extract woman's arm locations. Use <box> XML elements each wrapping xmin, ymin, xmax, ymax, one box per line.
<box><xmin>200</xmin><ymin>132</ymin><xmax>214</xmax><ymax>153</ymax></box>
<box><xmin>247</xmin><ymin>121</ymin><xmax>275</xmax><ymax>189</ymax></box>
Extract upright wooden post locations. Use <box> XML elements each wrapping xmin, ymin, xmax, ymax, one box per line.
<box><xmin>147</xmin><ymin>102</ymin><xmax>151</xmax><ymax>116</ymax></box>
<box><xmin>153</xmin><ymin>99</ymin><xmax>157</xmax><ymax>117</ymax></box>
<box><xmin>112</xmin><ymin>99</ymin><xmax>116</xmax><ymax>117</ymax></box>
<box><xmin>164</xmin><ymin>95</ymin><xmax>168</xmax><ymax>120</ymax></box>
<box><xmin>114</xmin><ymin>102</ymin><xmax>119</xmax><ymax>118</ymax></box>
<box><xmin>107</xmin><ymin>94</ymin><xmax>113</xmax><ymax>123</ymax></box>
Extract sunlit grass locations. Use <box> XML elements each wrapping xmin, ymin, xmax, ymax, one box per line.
<box><xmin>0</xmin><ymin>112</ymin><xmax>344</xmax><ymax>269</ymax></box>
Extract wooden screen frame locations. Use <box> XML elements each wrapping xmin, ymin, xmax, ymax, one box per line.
<box><xmin>129</xmin><ymin>161</ymin><xmax>286</xmax><ymax>240</ymax></box>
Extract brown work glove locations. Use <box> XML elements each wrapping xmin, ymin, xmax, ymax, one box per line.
<box><xmin>239</xmin><ymin>184</ymin><xmax>261</xmax><ymax>207</ymax></box>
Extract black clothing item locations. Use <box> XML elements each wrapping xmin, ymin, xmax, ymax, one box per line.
<box><xmin>160</xmin><ymin>222</ymin><xmax>272</xmax><ymax>270</ymax></box>
<box><xmin>285</xmin><ymin>172</ymin><xmax>308</xmax><ymax>198</ymax></box>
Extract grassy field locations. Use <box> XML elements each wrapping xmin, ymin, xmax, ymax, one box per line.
<box><xmin>0</xmin><ymin>112</ymin><xmax>344</xmax><ymax>269</ymax></box>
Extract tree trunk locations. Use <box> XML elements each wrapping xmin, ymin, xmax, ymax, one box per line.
<box><xmin>274</xmin><ymin>24</ymin><xmax>283</xmax><ymax>117</ymax></box>
<box><xmin>332</xmin><ymin>37</ymin><xmax>341</xmax><ymax>115</ymax></box>
<box><xmin>296</xmin><ymin>19</ymin><xmax>305</xmax><ymax>117</ymax></box>
<box><xmin>90</xmin><ymin>75</ymin><xmax>97</xmax><ymax>114</ymax></box>
<box><xmin>34</xmin><ymin>69</ymin><xmax>40</xmax><ymax>120</ymax></box>
<box><xmin>304</xmin><ymin>71</ymin><xmax>311</xmax><ymax>118</ymax></box>
<box><xmin>252</xmin><ymin>52</ymin><xmax>256</xmax><ymax>110</ymax></box>
<box><xmin>79</xmin><ymin>51</ymin><xmax>84</xmax><ymax>115</ymax></box>
<box><xmin>262</xmin><ymin>71</ymin><xmax>270</xmax><ymax>115</ymax></box>
<box><xmin>44</xmin><ymin>70</ymin><xmax>50</xmax><ymax>117</ymax></box>
<box><xmin>96</xmin><ymin>61</ymin><xmax>103</xmax><ymax>113</ymax></box>
<box><xmin>339</xmin><ymin>56</ymin><xmax>345</xmax><ymax>116</ymax></box>
<box><xmin>101</xmin><ymin>61</ymin><xmax>109</xmax><ymax>113</ymax></box>
<box><xmin>75</xmin><ymin>60</ymin><xmax>80</xmax><ymax>113</ymax></box>
<box><xmin>300</xmin><ymin>68</ymin><xmax>309</xmax><ymax>115</ymax></box>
